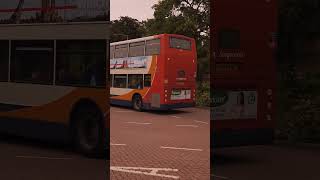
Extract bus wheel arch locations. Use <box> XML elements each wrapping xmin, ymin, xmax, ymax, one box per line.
<box><xmin>69</xmin><ymin>99</ymin><xmax>106</xmax><ymax>158</ymax></box>
<box><xmin>132</xmin><ymin>93</ymin><xmax>143</xmax><ymax>111</ymax></box>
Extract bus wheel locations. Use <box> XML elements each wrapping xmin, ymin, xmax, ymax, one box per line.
<box><xmin>72</xmin><ymin>106</ymin><xmax>106</xmax><ymax>158</ymax></box>
<box><xmin>132</xmin><ymin>94</ymin><xmax>143</xmax><ymax>111</ymax></box>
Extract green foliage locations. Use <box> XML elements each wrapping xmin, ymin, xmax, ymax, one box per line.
<box><xmin>110</xmin><ymin>16</ymin><xmax>146</xmax><ymax>42</ymax></box>
<box><xmin>276</xmin><ymin>66</ymin><xmax>320</xmax><ymax>143</ymax></box>
<box><xmin>196</xmin><ymin>82</ymin><xmax>210</xmax><ymax>107</ymax></box>
<box><xmin>278</xmin><ymin>0</ymin><xmax>320</xmax><ymax>62</ymax></box>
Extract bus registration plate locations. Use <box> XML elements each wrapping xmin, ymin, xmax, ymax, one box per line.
<box><xmin>171</xmin><ymin>89</ymin><xmax>191</xmax><ymax>100</ymax></box>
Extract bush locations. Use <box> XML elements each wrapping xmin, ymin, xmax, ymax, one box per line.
<box><xmin>276</xmin><ymin>68</ymin><xmax>320</xmax><ymax>143</ymax></box>
<box><xmin>196</xmin><ymin>82</ymin><xmax>210</xmax><ymax>107</ymax></box>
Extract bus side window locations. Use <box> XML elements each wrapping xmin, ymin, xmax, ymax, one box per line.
<box><xmin>110</xmin><ymin>46</ymin><xmax>115</xmax><ymax>59</ymax></box>
<box><xmin>114</xmin><ymin>44</ymin><xmax>128</xmax><ymax>58</ymax></box>
<box><xmin>110</xmin><ymin>74</ymin><xmax>113</xmax><ymax>87</ymax></box>
<box><xmin>114</xmin><ymin>74</ymin><xmax>127</xmax><ymax>88</ymax></box>
<box><xmin>144</xmin><ymin>74</ymin><xmax>151</xmax><ymax>87</ymax></box>
<box><xmin>146</xmin><ymin>39</ymin><xmax>160</xmax><ymax>56</ymax></box>
<box><xmin>128</xmin><ymin>74</ymin><xmax>143</xmax><ymax>89</ymax></box>
<box><xmin>129</xmin><ymin>42</ymin><xmax>145</xmax><ymax>57</ymax></box>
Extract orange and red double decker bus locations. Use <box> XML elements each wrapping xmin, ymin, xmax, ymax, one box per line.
<box><xmin>211</xmin><ymin>0</ymin><xmax>278</xmax><ymax>147</ymax></box>
<box><xmin>110</xmin><ymin>34</ymin><xmax>197</xmax><ymax>111</ymax></box>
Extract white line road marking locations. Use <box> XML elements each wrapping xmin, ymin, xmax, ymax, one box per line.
<box><xmin>110</xmin><ymin>143</ymin><xmax>127</xmax><ymax>146</ymax></box>
<box><xmin>160</xmin><ymin>146</ymin><xmax>203</xmax><ymax>152</ymax></box>
<box><xmin>175</xmin><ymin>125</ymin><xmax>198</xmax><ymax>128</ymax></box>
<box><xmin>126</xmin><ymin>121</ymin><xmax>152</xmax><ymax>125</ymax></box>
<box><xmin>110</xmin><ymin>166</ymin><xmax>179</xmax><ymax>179</ymax></box>
<box><xmin>194</xmin><ymin>120</ymin><xmax>209</xmax><ymax>125</ymax></box>
<box><xmin>170</xmin><ymin>116</ymin><xmax>182</xmax><ymax>119</ymax></box>
<box><xmin>211</xmin><ymin>174</ymin><xmax>229</xmax><ymax>179</ymax></box>
<box><xmin>16</xmin><ymin>156</ymin><xmax>72</xmax><ymax>160</ymax></box>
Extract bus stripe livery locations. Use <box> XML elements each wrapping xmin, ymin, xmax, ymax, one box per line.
<box><xmin>0</xmin><ymin>20</ymin><xmax>110</xmax><ymax>158</ymax></box>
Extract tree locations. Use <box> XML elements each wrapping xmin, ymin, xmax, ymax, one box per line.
<box><xmin>278</xmin><ymin>0</ymin><xmax>320</xmax><ymax>63</ymax></box>
<box><xmin>110</xmin><ymin>16</ymin><xmax>146</xmax><ymax>42</ymax></box>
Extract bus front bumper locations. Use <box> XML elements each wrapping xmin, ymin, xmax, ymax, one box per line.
<box><xmin>211</xmin><ymin>128</ymin><xmax>274</xmax><ymax>148</ymax></box>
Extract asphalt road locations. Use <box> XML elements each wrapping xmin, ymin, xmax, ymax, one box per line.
<box><xmin>212</xmin><ymin>144</ymin><xmax>320</xmax><ymax>180</ymax></box>
<box><xmin>110</xmin><ymin>106</ymin><xmax>210</xmax><ymax>180</ymax></box>
<box><xmin>0</xmin><ymin>134</ymin><xmax>108</xmax><ymax>180</ymax></box>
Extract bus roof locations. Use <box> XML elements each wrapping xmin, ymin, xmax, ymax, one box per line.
<box><xmin>110</xmin><ymin>34</ymin><xmax>194</xmax><ymax>46</ymax></box>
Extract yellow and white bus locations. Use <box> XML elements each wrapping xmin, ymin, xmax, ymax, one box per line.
<box><xmin>0</xmin><ymin>4</ymin><xmax>110</xmax><ymax>157</ymax></box>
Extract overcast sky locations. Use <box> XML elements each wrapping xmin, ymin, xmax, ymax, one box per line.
<box><xmin>111</xmin><ymin>0</ymin><xmax>159</xmax><ymax>21</ymax></box>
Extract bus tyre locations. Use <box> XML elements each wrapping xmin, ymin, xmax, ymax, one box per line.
<box><xmin>132</xmin><ymin>94</ymin><xmax>143</xmax><ymax>111</ymax></box>
<box><xmin>72</xmin><ymin>106</ymin><xmax>106</xmax><ymax>158</ymax></box>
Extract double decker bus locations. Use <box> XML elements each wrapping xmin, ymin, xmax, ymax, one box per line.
<box><xmin>211</xmin><ymin>0</ymin><xmax>278</xmax><ymax>147</ymax></box>
<box><xmin>110</xmin><ymin>34</ymin><xmax>197</xmax><ymax>111</ymax></box>
<box><xmin>0</xmin><ymin>0</ymin><xmax>110</xmax><ymax>158</ymax></box>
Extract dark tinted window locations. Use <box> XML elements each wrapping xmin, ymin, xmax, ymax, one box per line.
<box><xmin>110</xmin><ymin>74</ymin><xmax>113</xmax><ymax>87</ymax></box>
<box><xmin>114</xmin><ymin>74</ymin><xmax>127</xmax><ymax>88</ymax></box>
<box><xmin>10</xmin><ymin>41</ymin><xmax>54</xmax><ymax>84</ymax></box>
<box><xmin>144</xmin><ymin>74</ymin><xmax>151</xmax><ymax>87</ymax></box>
<box><xmin>219</xmin><ymin>29</ymin><xmax>240</xmax><ymax>49</ymax></box>
<box><xmin>128</xmin><ymin>74</ymin><xmax>143</xmax><ymax>89</ymax></box>
<box><xmin>0</xmin><ymin>41</ymin><xmax>9</xmax><ymax>81</ymax></box>
<box><xmin>146</xmin><ymin>39</ymin><xmax>160</xmax><ymax>55</ymax></box>
<box><xmin>170</xmin><ymin>37</ymin><xmax>192</xmax><ymax>50</ymax></box>
<box><xmin>56</xmin><ymin>40</ymin><xmax>106</xmax><ymax>87</ymax></box>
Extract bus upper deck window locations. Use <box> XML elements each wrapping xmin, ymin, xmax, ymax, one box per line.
<box><xmin>114</xmin><ymin>44</ymin><xmax>128</xmax><ymax>58</ymax></box>
<box><xmin>218</xmin><ymin>29</ymin><xmax>240</xmax><ymax>49</ymax></box>
<box><xmin>110</xmin><ymin>46</ymin><xmax>115</xmax><ymax>59</ymax></box>
<box><xmin>169</xmin><ymin>37</ymin><xmax>192</xmax><ymax>50</ymax></box>
<box><xmin>146</xmin><ymin>39</ymin><xmax>160</xmax><ymax>56</ymax></box>
<box><xmin>129</xmin><ymin>42</ymin><xmax>145</xmax><ymax>57</ymax></box>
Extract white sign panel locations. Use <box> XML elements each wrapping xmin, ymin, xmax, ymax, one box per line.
<box><xmin>211</xmin><ymin>90</ymin><xmax>258</xmax><ymax>120</ymax></box>
<box><xmin>110</xmin><ymin>56</ymin><xmax>148</xmax><ymax>69</ymax></box>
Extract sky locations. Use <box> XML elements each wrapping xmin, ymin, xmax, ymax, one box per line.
<box><xmin>110</xmin><ymin>0</ymin><xmax>159</xmax><ymax>21</ymax></box>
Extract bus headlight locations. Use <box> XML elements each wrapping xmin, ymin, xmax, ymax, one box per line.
<box><xmin>164</xmin><ymin>79</ymin><xmax>168</xmax><ymax>84</ymax></box>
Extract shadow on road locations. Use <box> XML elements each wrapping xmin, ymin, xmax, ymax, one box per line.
<box><xmin>212</xmin><ymin>151</ymin><xmax>259</xmax><ymax>166</ymax></box>
<box><xmin>0</xmin><ymin>133</ymin><xmax>75</xmax><ymax>155</ymax></box>
<box><xmin>111</xmin><ymin>104</ymin><xmax>192</xmax><ymax>115</ymax></box>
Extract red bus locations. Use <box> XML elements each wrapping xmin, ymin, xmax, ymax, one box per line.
<box><xmin>211</xmin><ymin>0</ymin><xmax>278</xmax><ymax>147</ymax></box>
<box><xmin>109</xmin><ymin>34</ymin><xmax>197</xmax><ymax>111</ymax></box>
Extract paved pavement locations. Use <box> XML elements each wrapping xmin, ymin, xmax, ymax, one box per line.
<box><xmin>110</xmin><ymin>106</ymin><xmax>210</xmax><ymax>180</ymax></box>
<box><xmin>212</xmin><ymin>144</ymin><xmax>320</xmax><ymax>180</ymax></box>
<box><xmin>0</xmin><ymin>135</ymin><xmax>108</xmax><ymax>180</ymax></box>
